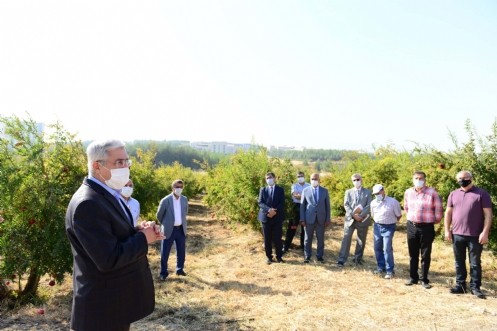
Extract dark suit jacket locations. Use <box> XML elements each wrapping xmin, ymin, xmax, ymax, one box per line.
<box><xmin>65</xmin><ymin>178</ymin><xmax>154</xmax><ymax>331</ymax></box>
<box><xmin>258</xmin><ymin>185</ymin><xmax>285</xmax><ymax>223</ymax></box>
<box><xmin>300</xmin><ymin>185</ymin><xmax>331</xmax><ymax>225</ymax></box>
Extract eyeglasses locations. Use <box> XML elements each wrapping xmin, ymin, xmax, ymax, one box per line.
<box><xmin>297</xmin><ymin>176</ymin><xmax>304</xmax><ymax>178</ymax></box>
<box><xmin>97</xmin><ymin>159</ymin><xmax>132</xmax><ymax>168</ymax></box>
<box><xmin>352</xmin><ymin>179</ymin><xmax>361</xmax><ymax>182</ymax></box>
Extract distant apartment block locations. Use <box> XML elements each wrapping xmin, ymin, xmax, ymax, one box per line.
<box><xmin>190</xmin><ymin>141</ymin><xmax>253</xmax><ymax>154</ymax></box>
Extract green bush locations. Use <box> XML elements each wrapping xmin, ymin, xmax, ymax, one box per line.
<box><xmin>203</xmin><ymin>148</ymin><xmax>296</xmax><ymax>230</ymax></box>
<box><xmin>0</xmin><ymin>115</ymin><xmax>86</xmax><ymax>300</ymax></box>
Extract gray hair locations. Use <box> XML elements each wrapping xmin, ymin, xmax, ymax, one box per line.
<box><xmin>86</xmin><ymin>139</ymin><xmax>125</xmax><ymax>175</ymax></box>
<box><xmin>351</xmin><ymin>173</ymin><xmax>362</xmax><ymax>180</ymax></box>
<box><xmin>456</xmin><ymin>170</ymin><xmax>473</xmax><ymax>180</ymax></box>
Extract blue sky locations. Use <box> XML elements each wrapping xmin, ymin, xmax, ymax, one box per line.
<box><xmin>1</xmin><ymin>1</ymin><xmax>496</xmax><ymax>151</ymax></box>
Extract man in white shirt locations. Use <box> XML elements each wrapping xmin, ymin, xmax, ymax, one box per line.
<box><xmin>120</xmin><ymin>179</ymin><xmax>141</xmax><ymax>226</ymax></box>
<box><xmin>370</xmin><ymin>184</ymin><xmax>402</xmax><ymax>279</ymax></box>
<box><xmin>156</xmin><ymin>179</ymin><xmax>189</xmax><ymax>280</ymax></box>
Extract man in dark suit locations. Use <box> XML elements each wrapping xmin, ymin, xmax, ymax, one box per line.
<box><xmin>258</xmin><ymin>172</ymin><xmax>285</xmax><ymax>264</ymax></box>
<box><xmin>65</xmin><ymin>139</ymin><xmax>164</xmax><ymax>331</ymax></box>
<box><xmin>300</xmin><ymin>173</ymin><xmax>331</xmax><ymax>263</ymax></box>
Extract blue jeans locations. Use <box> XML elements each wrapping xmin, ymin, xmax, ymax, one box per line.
<box><xmin>160</xmin><ymin>226</ymin><xmax>186</xmax><ymax>276</ymax></box>
<box><xmin>373</xmin><ymin>223</ymin><xmax>396</xmax><ymax>273</ymax></box>
<box><xmin>452</xmin><ymin>234</ymin><xmax>483</xmax><ymax>290</ymax></box>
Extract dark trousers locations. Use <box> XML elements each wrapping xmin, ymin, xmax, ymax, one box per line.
<box><xmin>406</xmin><ymin>221</ymin><xmax>435</xmax><ymax>283</ymax></box>
<box><xmin>284</xmin><ymin>203</ymin><xmax>304</xmax><ymax>250</ymax></box>
<box><xmin>160</xmin><ymin>226</ymin><xmax>186</xmax><ymax>277</ymax></box>
<box><xmin>262</xmin><ymin>220</ymin><xmax>283</xmax><ymax>260</ymax></box>
<box><xmin>453</xmin><ymin>234</ymin><xmax>483</xmax><ymax>290</ymax></box>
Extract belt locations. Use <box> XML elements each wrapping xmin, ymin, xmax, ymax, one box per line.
<box><xmin>174</xmin><ymin>225</ymin><xmax>182</xmax><ymax>228</ymax></box>
<box><xmin>408</xmin><ymin>220</ymin><xmax>433</xmax><ymax>227</ymax></box>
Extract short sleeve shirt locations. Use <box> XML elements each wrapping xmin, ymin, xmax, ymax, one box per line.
<box><xmin>448</xmin><ymin>186</ymin><xmax>492</xmax><ymax>236</ymax></box>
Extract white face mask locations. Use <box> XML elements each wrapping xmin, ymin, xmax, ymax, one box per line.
<box><xmin>297</xmin><ymin>177</ymin><xmax>305</xmax><ymax>184</ymax></box>
<box><xmin>375</xmin><ymin>194</ymin><xmax>384</xmax><ymax>202</ymax></box>
<box><xmin>174</xmin><ymin>188</ymin><xmax>183</xmax><ymax>196</ymax></box>
<box><xmin>121</xmin><ymin>186</ymin><xmax>133</xmax><ymax>198</ymax></box>
<box><xmin>311</xmin><ymin>180</ymin><xmax>319</xmax><ymax>187</ymax></box>
<box><xmin>104</xmin><ymin>167</ymin><xmax>130</xmax><ymax>190</ymax></box>
<box><xmin>353</xmin><ymin>180</ymin><xmax>362</xmax><ymax>188</ymax></box>
<box><xmin>413</xmin><ymin>179</ymin><xmax>425</xmax><ymax>189</ymax></box>
<box><xmin>266</xmin><ymin>178</ymin><xmax>274</xmax><ymax>186</ymax></box>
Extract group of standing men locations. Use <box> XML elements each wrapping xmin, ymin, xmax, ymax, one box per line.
<box><xmin>258</xmin><ymin>170</ymin><xmax>493</xmax><ymax>300</ymax></box>
<box><xmin>62</xmin><ymin>139</ymin><xmax>492</xmax><ymax>330</ymax></box>
<box><xmin>258</xmin><ymin>172</ymin><xmax>331</xmax><ymax>264</ymax></box>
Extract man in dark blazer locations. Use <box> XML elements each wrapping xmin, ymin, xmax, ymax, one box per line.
<box><xmin>337</xmin><ymin>173</ymin><xmax>372</xmax><ymax>267</ymax></box>
<box><xmin>157</xmin><ymin>179</ymin><xmax>189</xmax><ymax>280</ymax></box>
<box><xmin>65</xmin><ymin>139</ymin><xmax>164</xmax><ymax>331</ymax></box>
<box><xmin>258</xmin><ymin>172</ymin><xmax>285</xmax><ymax>264</ymax></box>
<box><xmin>300</xmin><ymin>173</ymin><xmax>331</xmax><ymax>263</ymax></box>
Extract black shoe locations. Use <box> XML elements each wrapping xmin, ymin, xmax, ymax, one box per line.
<box><xmin>282</xmin><ymin>248</ymin><xmax>288</xmax><ymax>255</ymax></box>
<box><xmin>317</xmin><ymin>258</ymin><xmax>324</xmax><ymax>263</ymax></box>
<box><xmin>421</xmin><ymin>281</ymin><xmax>432</xmax><ymax>289</ymax></box>
<box><xmin>159</xmin><ymin>274</ymin><xmax>168</xmax><ymax>281</ymax></box>
<box><xmin>337</xmin><ymin>261</ymin><xmax>344</xmax><ymax>268</ymax></box>
<box><xmin>276</xmin><ymin>258</ymin><xmax>284</xmax><ymax>263</ymax></box>
<box><xmin>450</xmin><ymin>285</ymin><xmax>467</xmax><ymax>294</ymax></box>
<box><xmin>176</xmin><ymin>270</ymin><xmax>187</xmax><ymax>276</ymax></box>
<box><xmin>354</xmin><ymin>260</ymin><xmax>363</xmax><ymax>266</ymax></box>
<box><xmin>471</xmin><ymin>288</ymin><xmax>486</xmax><ymax>299</ymax></box>
<box><xmin>266</xmin><ymin>258</ymin><xmax>273</xmax><ymax>265</ymax></box>
<box><xmin>304</xmin><ymin>258</ymin><xmax>310</xmax><ymax>263</ymax></box>
<box><xmin>405</xmin><ymin>279</ymin><xmax>418</xmax><ymax>286</ymax></box>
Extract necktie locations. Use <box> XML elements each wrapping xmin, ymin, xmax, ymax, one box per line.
<box><xmin>269</xmin><ymin>187</ymin><xmax>273</xmax><ymax>205</ymax></box>
<box><xmin>119</xmin><ymin>198</ymin><xmax>134</xmax><ymax>227</ymax></box>
<box><xmin>313</xmin><ymin>188</ymin><xmax>318</xmax><ymax>202</ymax></box>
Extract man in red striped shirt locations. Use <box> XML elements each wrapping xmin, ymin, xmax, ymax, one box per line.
<box><xmin>403</xmin><ymin>171</ymin><xmax>443</xmax><ymax>289</ymax></box>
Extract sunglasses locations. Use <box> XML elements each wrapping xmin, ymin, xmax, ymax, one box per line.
<box><xmin>352</xmin><ymin>179</ymin><xmax>361</xmax><ymax>182</ymax></box>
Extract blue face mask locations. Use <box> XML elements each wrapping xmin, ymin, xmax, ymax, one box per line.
<box><xmin>375</xmin><ymin>195</ymin><xmax>384</xmax><ymax>202</ymax></box>
<box><xmin>266</xmin><ymin>178</ymin><xmax>274</xmax><ymax>186</ymax></box>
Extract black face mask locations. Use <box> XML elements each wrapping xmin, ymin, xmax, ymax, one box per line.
<box><xmin>457</xmin><ymin>179</ymin><xmax>472</xmax><ymax>188</ymax></box>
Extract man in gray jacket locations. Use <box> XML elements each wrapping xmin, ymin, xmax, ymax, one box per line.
<box><xmin>157</xmin><ymin>179</ymin><xmax>189</xmax><ymax>280</ymax></box>
<box><xmin>337</xmin><ymin>173</ymin><xmax>372</xmax><ymax>267</ymax></box>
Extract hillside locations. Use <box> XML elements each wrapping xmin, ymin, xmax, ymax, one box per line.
<box><xmin>1</xmin><ymin>199</ymin><xmax>497</xmax><ymax>330</ymax></box>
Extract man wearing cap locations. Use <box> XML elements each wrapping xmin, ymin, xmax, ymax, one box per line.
<box><xmin>370</xmin><ymin>184</ymin><xmax>402</xmax><ymax>279</ymax></box>
<box><xmin>337</xmin><ymin>173</ymin><xmax>372</xmax><ymax>267</ymax></box>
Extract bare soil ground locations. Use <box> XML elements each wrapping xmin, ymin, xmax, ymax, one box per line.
<box><xmin>1</xmin><ymin>199</ymin><xmax>497</xmax><ymax>330</ymax></box>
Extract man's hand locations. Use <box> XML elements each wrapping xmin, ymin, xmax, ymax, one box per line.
<box><xmin>138</xmin><ymin>221</ymin><xmax>165</xmax><ymax>243</ymax></box>
<box><xmin>479</xmin><ymin>232</ymin><xmax>489</xmax><ymax>245</ymax></box>
<box><xmin>325</xmin><ymin>220</ymin><xmax>331</xmax><ymax>227</ymax></box>
<box><xmin>353</xmin><ymin>214</ymin><xmax>364</xmax><ymax>222</ymax></box>
<box><xmin>267</xmin><ymin>208</ymin><xmax>277</xmax><ymax>218</ymax></box>
<box><xmin>300</xmin><ymin>221</ymin><xmax>306</xmax><ymax>227</ymax></box>
<box><xmin>444</xmin><ymin>230</ymin><xmax>452</xmax><ymax>243</ymax></box>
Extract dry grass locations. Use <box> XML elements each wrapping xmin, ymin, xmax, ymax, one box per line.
<box><xmin>2</xmin><ymin>199</ymin><xmax>497</xmax><ymax>330</ymax></box>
